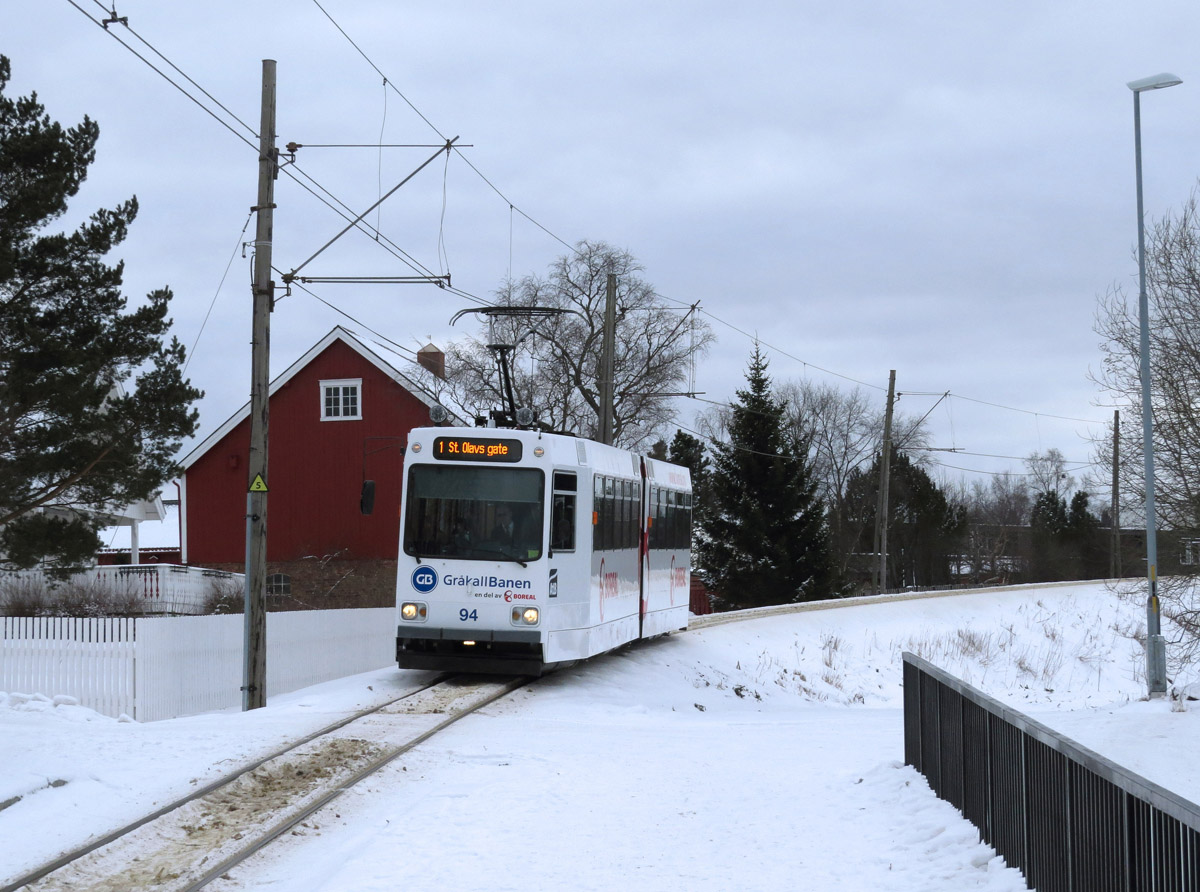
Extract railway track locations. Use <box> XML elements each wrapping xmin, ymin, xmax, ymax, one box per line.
<box><xmin>9</xmin><ymin>674</ymin><xmax>527</xmax><ymax>892</ymax></box>
<box><xmin>8</xmin><ymin>581</ymin><xmax>1073</xmax><ymax>890</ymax></box>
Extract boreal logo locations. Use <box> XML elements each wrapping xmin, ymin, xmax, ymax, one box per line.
<box><xmin>411</xmin><ymin>566</ymin><xmax>438</xmax><ymax>594</ymax></box>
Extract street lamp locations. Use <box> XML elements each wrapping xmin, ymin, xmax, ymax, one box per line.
<box><xmin>1128</xmin><ymin>71</ymin><xmax>1181</xmax><ymax>697</ymax></box>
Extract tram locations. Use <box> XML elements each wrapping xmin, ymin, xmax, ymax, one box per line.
<box><xmin>395</xmin><ymin>426</ymin><xmax>693</xmax><ymax>675</ymax></box>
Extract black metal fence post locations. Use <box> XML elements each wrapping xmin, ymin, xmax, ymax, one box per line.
<box><xmin>902</xmin><ymin>652</ymin><xmax>1200</xmax><ymax>891</ymax></box>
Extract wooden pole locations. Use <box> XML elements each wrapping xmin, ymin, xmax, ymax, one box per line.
<box><xmin>599</xmin><ymin>273</ymin><xmax>617</xmax><ymax>445</ymax></box>
<box><xmin>243</xmin><ymin>59</ymin><xmax>276</xmax><ymax>711</ymax></box>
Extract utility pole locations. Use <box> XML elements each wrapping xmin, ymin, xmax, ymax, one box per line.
<box><xmin>244</xmin><ymin>59</ymin><xmax>276</xmax><ymax>711</ymax></box>
<box><xmin>598</xmin><ymin>272</ymin><xmax>617</xmax><ymax>445</ymax></box>
<box><xmin>874</xmin><ymin>370</ymin><xmax>896</xmax><ymax>594</ymax></box>
<box><xmin>1111</xmin><ymin>409</ymin><xmax>1121</xmax><ymax>579</ymax></box>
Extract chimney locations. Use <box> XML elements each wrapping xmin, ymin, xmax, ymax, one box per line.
<box><xmin>417</xmin><ymin>343</ymin><xmax>445</xmax><ymax>379</ymax></box>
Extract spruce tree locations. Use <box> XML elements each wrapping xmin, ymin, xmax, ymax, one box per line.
<box><xmin>1029</xmin><ymin>490</ymin><xmax>1069</xmax><ymax>581</ymax></box>
<box><xmin>667</xmin><ymin>429</ymin><xmax>708</xmax><ymax>520</ymax></box>
<box><xmin>842</xmin><ymin>449</ymin><xmax>965</xmax><ymax>590</ymax></box>
<box><xmin>0</xmin><ymin>56</ymin><xmax>201</xmax><ymax>571</ymax></box>
<box><xmin>696</xmin><ymin>348</ymin><xmax>832</xmax><ymax>607</ymax></box>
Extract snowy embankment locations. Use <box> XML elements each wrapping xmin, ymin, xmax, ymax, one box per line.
<box><xmin>3</xmin><ymin>581</ymin><xmax>1198</xmax><ymax>891</ymax></box>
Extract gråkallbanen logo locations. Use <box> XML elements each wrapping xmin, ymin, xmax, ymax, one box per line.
<box><xmin>411</xmin><ymin>566</ymin><xmax>438</xmax><ymax>593</ymax></box>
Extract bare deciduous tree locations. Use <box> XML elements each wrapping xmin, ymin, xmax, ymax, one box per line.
<box><xmin>774</xmin><ymin>380</ymin><xmax>930</xmax><ymax>582</ymax></box>
<box><xmin>1024</xmin><ymin>448</ymin><xmax>1074</xmax><ymax>497</ymax></box>
<box><xmin>441</xmin><ymin>240</ymin><xmax>713</xmax><ymax>448</ymax></box>
<box><xmin>1093</xmin><ymin>188</ymin><xmax>1200</xmax><ymax>533</ymax></box>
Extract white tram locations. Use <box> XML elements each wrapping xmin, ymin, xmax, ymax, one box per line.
<box><xmin>395</xmin><ymin>426</ymin><xmax>693</xmax><ymax>675</ymax></box>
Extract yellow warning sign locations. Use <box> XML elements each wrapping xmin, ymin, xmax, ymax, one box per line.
<box><xmin>249</xmin><ymin>474</ymin><xmax>269</xmax><ymax>493</ymax></box>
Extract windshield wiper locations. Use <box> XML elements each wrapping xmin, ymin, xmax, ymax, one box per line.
<box><xmin>471</xmin><ymin>546</ymin><xmax>528</xmax><ymax>568</ymax></box>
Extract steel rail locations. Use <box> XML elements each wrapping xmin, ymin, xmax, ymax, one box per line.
<box><xmin>1</xmin><ymin>673</ymin><xmax>455</xmax><ymax>892</ymax></box>
<box><xmin>180</xmin><ymin>675</ymin><xmax>528</xmax><ymax>891</ymax></box>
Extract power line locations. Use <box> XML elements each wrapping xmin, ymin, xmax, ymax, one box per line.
<box><xmin>946</xmin><ymin>392</ymin><xmax>1101</xmax><ymax>425</ymax></box>
<box><xmin>285</xmin><ymin>277</ymin><xmax>418</xmax><ymax>360</ymax></box>
<box><xmin>306</xmin><ymin>0</ymin><xmax>1110</xmax><ymax>437</ymax></box>
<box><xmin>308</xmin><ymin>0</ymin><xmax>579</xmax><ymax>258</ymax></box>
<box><xmin>183</xmin><ymin>212</ymin><xmax>253</xmax><ymax>377</ymax></box>
<box><xmin>71</xmin><ymin>0</ymin><xmax>484</xmax><ymax>306</ymax></box>
<box><xmin>75</xmin><ymin>0</ymin><xmax>1113</xmax><ymax>446</ymax></box>
<box><xmin>66</xmin><ymin>0</ymin><xmax>505</xmax><ymax>405</ymax></box>
<box><xmin>656</xmin><ymin>291</ymin><xmax>1108</xmax><ymax>430</ymax></box>
<box><xmin>68</xmin><ymin>1</ymin><xmax>258</xmax><ymax>151</ymax></box>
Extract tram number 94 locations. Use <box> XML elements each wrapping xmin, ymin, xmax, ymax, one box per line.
<box><xmin>459</xmin><ymin>608</ymin><xmax>478</xmax><ymax>622</ymax></box>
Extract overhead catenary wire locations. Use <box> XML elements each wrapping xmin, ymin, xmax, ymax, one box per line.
<box><xmin>285</xmin><ymin>276</ymin><xmax>419</xmax><ymax>361</ymax></box>
<box><xmin>70</xmin><ymin>1</ymin><xmax>258</xmax><ymax>151</ymax></box>
<box><xmin>75</xmin><ymin>0</ymin><xmax>1112</xmax><ymax>463</ymax></box>
<box><xmin>285</xmin><ymin>139</ymin><xmax>459</xmax><ymax>283</ymax></box>
<box><xmin>893</xmin><ymin>391</ymin><xmax>948</xmax><ymax>452</ymax></box>
<box><xmin>309</xmin><ymin>0</ymin><xmax>578</xmax><ymax>257</ymax></box>
<box><xmin>66</xmin><ymin>0</ymin><xmax>473</xmax><ymax>307</ymax></box>
<box><xmin>925</xmin><ymin>457</ymin><xmax>1098</xmax><ymax>479</ymax></box>
<box><xmin>376</xmin><ymin>77</ymin><xmax>388</xmax><ymax>238</ymax></box>
<box><xmin>308</xmin><ymin>0</ymin><xmax>1110</xmax><ymax>441</ymax></box>
<box><xmin>182</xmin><ymin>212</ymin><xmax>253</xmax><ymax>377</ymax></box>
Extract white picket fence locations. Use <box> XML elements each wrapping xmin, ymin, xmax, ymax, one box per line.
<box><xmin>0</xmin><ymin>609</ymin><xmax>394</xmax><ymax>722</ymax></box>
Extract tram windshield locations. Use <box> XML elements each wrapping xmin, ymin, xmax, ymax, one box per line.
<box><xmin>403</xmin><ymin>465</ymin><xmax>545</xmax><ymax>563</ymax></box>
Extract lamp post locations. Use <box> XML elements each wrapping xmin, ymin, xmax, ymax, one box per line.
<box><xmin>1128</xmin><ymin>72</ymin><xmax>1181</xmax><ymax>697</ymax></box>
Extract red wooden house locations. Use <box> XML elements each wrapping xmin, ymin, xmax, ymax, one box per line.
<box><xmin>178</xmin><ymin>327</ymin><xmax>457</xmax><ymax>607</ymax></box>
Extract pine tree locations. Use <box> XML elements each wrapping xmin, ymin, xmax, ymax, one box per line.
<box><xmin>0</xmin><ymin>56</ymin><xmax>201</xmax><ymax>571</ymax></box>
<box><xmin>696</xmin><ymin>348</ymin><xmax>832</xmax><ymax>607</ymax></box>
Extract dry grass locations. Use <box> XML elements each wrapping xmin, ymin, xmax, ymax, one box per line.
<box><xmin>0</xmin><ymin>574</ymin><xmax>148</xmax><ymax>617</ymax></box>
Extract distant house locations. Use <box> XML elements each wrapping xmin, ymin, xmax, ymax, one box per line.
<box><xmin>177</xmin><ymin>327</ymin><xmax>457</xmax><ymax>607</ymax></box>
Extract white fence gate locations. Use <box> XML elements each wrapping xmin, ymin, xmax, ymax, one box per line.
<box><xmin>1</xmin><ymin>609</ymin><xmax>394</xmax><ymax>722</ymax></box>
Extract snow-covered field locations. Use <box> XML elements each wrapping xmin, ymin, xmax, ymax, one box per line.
<box><xmin>4</xmin><ymin>580</ymin><xmax>1199</xmax><ymax>890</ymax></box>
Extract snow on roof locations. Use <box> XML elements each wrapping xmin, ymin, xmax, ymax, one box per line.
<box><xmin>99</xmin><ymin>502</ymin><xmax>180</xmax><ymax>549</ymax></box>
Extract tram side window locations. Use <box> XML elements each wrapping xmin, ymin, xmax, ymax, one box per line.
<box><xmin>593</xmin><ymin>475</ymin><xmax>606</xmax><ymax>551</ymax></box>
<box><xmin>609</xmin><ymin>477</ymin><xmax>618</xmax><ymax>550</ymax></box>
<box><xmin>620</xmin><ymin>480</ymin><xmax>631</xmax><ymax>549</ymax></box>
<box><xmin>647</xmin><ymin>487</ymin><xmax>691</xmax><ymax>550</ymax></box>
<box><xmin>619</xmin><ymin>482</ymin><xmax>628</xmax><ymax>552</ymax></box>
<box><xmin>593</xmin><ymin>475</ymin><xmax>642</xmax><ymax>551</ymax></box>
<box><xmin>674</xmin><ymin>491</ymin><xmax>690</xmax><ymax>549</ymax></box>
<box><xmin>604</xmin><ymin>477</ymin><xmax>616</xmax><ymax>550</ymax></box>
<box><xmin>552</xmin><ymin>472</ymin><xmax>576</xmax><ymax>552</ymax></box>
<box><xmin>630</xmin><ymin>481</ymin><xmax>643</xmax><ymax>549</ymax></box>
<box><xmin>647</xmin><ymin>486</ymin><xmax>660</xmax><ymax>550</ymax></box>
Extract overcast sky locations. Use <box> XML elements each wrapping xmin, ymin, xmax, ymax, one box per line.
<box><xmin>10</xmin><ymin>1</ymin><xmax>1200</xmax><ymax>493</ymax></box>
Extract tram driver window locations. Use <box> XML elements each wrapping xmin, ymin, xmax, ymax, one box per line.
<box><xmin>552</xmin><ymin>475</ymin><xmax>576</xmax><ymax>552</ymax></box>
<box><xmin>552</xmin><ymin>472</ymin><xmax>577</xmax><ymax>552</ymax></box>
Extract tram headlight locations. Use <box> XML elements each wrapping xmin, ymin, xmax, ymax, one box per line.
<box><xmin>510</xmin><ymin>606</ymin><xmax>539</xmax><ymax>625</ymax></box>
<box><xmin>400</xmin><ymin>601</ymin><xmax>427</xmax><ymax>622</ymax></box>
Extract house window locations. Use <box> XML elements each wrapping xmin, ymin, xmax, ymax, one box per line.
<box><xmin>321</xmin><ymin>378</ymin><xmax>362</xmax><ymax>421</ymax></box>
<box><xmin>266</xmin><ymin>573</ymin><xmax>291</xmax><ymax>598</ymax></box>
<box><xmin>1183</xmin><ymin>540</ymin><xmax>1200</xmax><ymax>566</ymax></box>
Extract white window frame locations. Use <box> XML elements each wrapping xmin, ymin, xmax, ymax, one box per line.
<box><xmin>320</xmin><ymin>378</ymin><xmax>363</xmax><ymax>421</ymax></box>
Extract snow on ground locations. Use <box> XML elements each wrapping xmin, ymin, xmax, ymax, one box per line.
<box><xmin>4</xmin><ymin>581</ymin><xmax>1200</xmax><ymax>890</ymax></box>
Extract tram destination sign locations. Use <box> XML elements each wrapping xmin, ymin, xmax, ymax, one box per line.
<box><xmin>432</xmin><ymin>436</ymin><xmax>523</xmax><ymax>462</ymax></box>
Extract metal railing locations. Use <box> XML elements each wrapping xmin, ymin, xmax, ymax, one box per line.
<box><xmin>903</xmin><ymin>652</ymin><xmax>1200</xmax><ymax>891</ymax></box>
